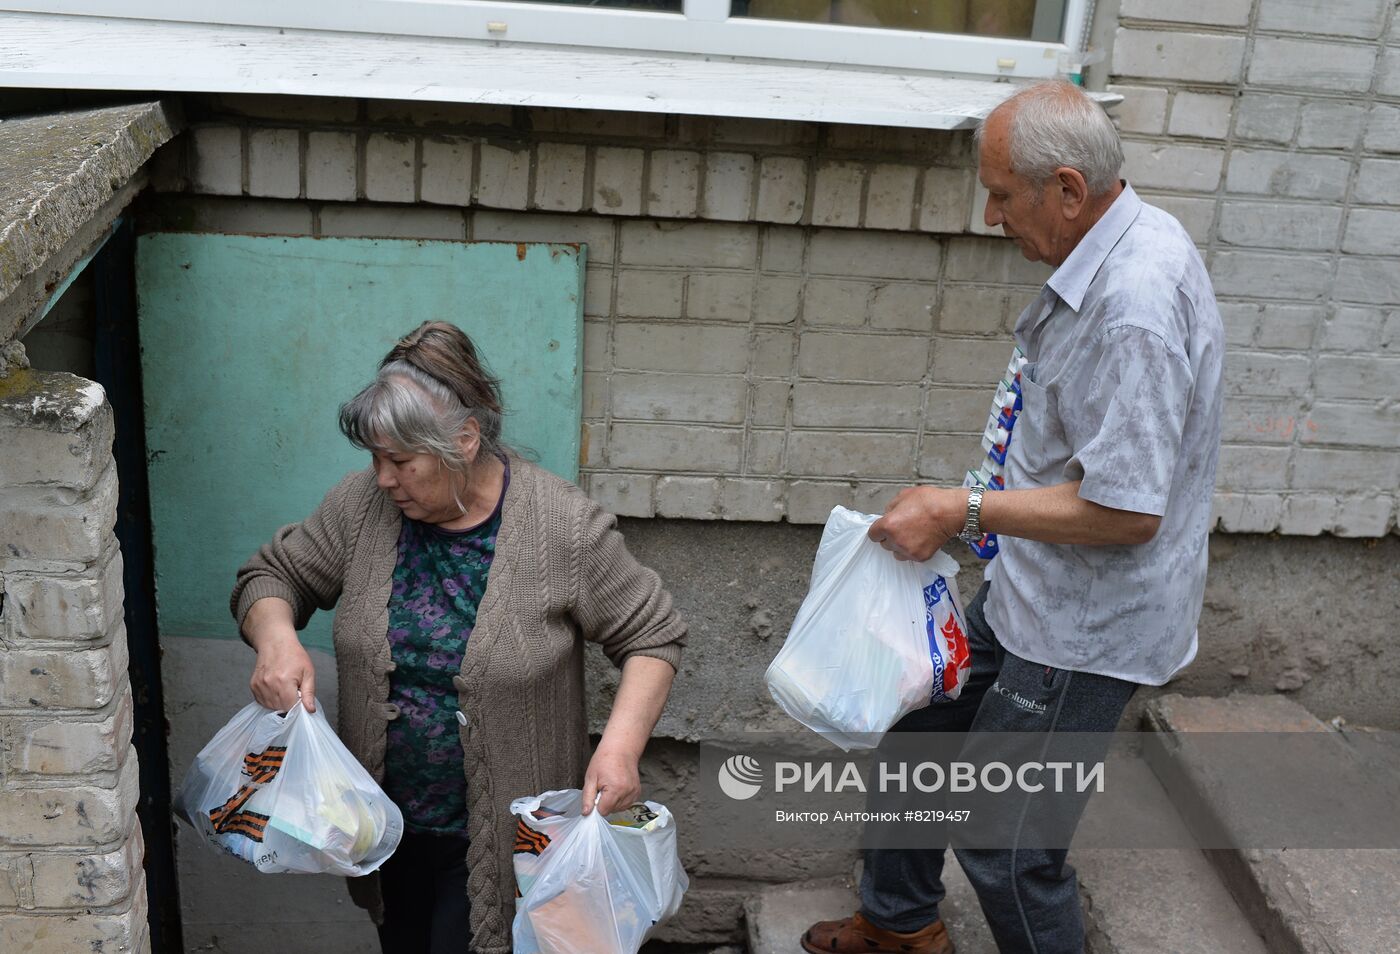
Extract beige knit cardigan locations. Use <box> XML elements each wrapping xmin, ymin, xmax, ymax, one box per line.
<box><xmin>231</xmin><ymin>457</ymin><xmax>686</xmax><ymax>954</ymax></box>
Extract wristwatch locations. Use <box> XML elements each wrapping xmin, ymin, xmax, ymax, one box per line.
<box><xmin>958</xmin><ymin>487</ymin><xmax>985</xmax><ymax>543</ymax></box>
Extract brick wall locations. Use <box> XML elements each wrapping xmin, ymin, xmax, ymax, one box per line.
<box><xmin>1109</xmin><ymin>0</ymin><xmax>1400</xmax><ymax>536</ymax></box>
<box><xmin>149</xmin><ymin>75</ymin><xmax>1398</xmax><ymax>536</ymax></box>
<box><xmin>0</xmin><ymin>356</ymin><xmax>148</xmax><ymax>953</ymax></box>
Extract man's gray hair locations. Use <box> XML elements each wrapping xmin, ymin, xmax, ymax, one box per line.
<box><xmin>977</xmin><ymin>81</ymin><xmax>1123</xmax><ymax>196</ymax></box>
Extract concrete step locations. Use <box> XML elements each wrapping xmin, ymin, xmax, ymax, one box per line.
<box><xmin>742</xmin><ymin>745</ymin><xmax>1270</xmax><ymax>954</ymax></box>
<box><xmin>1076</xmin><ymin>748</ymin><xmax>1269</xmax><ymax>954</ymax></box>
<box><xmin>1078</xmin><ymin>848</ymin><xmax>1269</xmax><ymax>954</ymax></box>
<box><xmin>743</xmin><ymin>855</ymin><xmax>997</xmax><ymax>954</ymax></box>
<box><xmin>1144</xmin><ymin>693</ymin><xmax>1400</xmax><ymax>954</ymax></box>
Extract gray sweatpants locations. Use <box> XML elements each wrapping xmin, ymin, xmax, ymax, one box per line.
<box><xmin>860</xmin><ymin>580</ymin><xmax>1138</xmax><ymax>954</ymax></box>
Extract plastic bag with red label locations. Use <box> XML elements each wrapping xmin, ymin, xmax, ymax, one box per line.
<box><xmin>764</xmin><ymin>506</ymin><xmax>971</xmax><ymax>750</ymax></box>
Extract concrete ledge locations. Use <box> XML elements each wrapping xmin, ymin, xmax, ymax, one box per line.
<box><xmin>0</xmin><ymin>99</ymin><xmax>181</xmax><ymax>341</ymax></box>
<box><xmin>1144</xmin><ymin>694</ymin><xmax>1400</xmax><ymax>954</ymax></box>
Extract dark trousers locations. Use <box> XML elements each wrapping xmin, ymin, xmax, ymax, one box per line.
<box><xmin>860</xmin><ymin>581</ymin><xmax>1138</xmax><ymax>954</ymax></box>
<box><xmin>377</xmin><ymin>830</ymin><xmax>472</xmax><ymax>954</ymax></box>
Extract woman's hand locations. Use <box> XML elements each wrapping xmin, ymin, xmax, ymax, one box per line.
<box><xmin>584</xmin><ymin>656</ymin><xmax>676</xmax><ymax>815</ymax></box>
<box><xmin>244</xmin><ymin>597</ymin><xmax>317</xmax><ymax>713</ymax></box>
<box><xmin>582</xmin><ymin>744</ymin><xmax>641</xmax><ymax>817</ymax></box>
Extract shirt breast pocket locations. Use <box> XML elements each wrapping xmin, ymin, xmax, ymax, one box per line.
<box><xmin>1010</xmin><ymin>372</ymin><xmax>1062</xmax><ymax>481</ymax></box>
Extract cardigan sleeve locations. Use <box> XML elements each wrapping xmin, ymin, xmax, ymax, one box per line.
<box><xmin>571</xmin><ymin>495</ymin><xmax>687</xmax><ymax>672</ymax></box>
<box><xmin>229</xmin><ymin>470</ymin><xmax>365</xmax><ymax>636</ymax></box>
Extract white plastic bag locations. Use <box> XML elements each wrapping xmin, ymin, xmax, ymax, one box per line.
<box><xmin>174</xmin><ymin>700</ymin><xmax>403</xmax><ymax>875</ymax></box>
<box><xmin>510</xmin><ymin>789</ymin><xmax>688</xmax><ymax>954</ymax></box>
<box><xmin>765</xmin><ymin>506</ymin><xmax>972</xmax><ymax>750</ymax></box>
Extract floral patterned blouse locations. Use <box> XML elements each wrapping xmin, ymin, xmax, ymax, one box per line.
<box><xmin>382</xmin><ymin>464</ymin><xmax>508</xmax><ymax>833</ymax></box>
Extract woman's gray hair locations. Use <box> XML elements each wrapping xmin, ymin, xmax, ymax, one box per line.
<box><xmin>338</xmin><ymin>360</ymin><xmax>502</xmax><ymax>474</ymax></box>
<box><xmin>977</xmin><ymin>81</ymin><xmax>1123</xmax><ymax>196</ymax></box>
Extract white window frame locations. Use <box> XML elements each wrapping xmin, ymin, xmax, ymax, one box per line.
<box><xmin>7</xmin><ymin>0</ymin><xmax>1092</xmax><ymax>81</ymax></box>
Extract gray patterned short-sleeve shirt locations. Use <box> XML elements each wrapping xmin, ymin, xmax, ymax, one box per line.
<box><xmin>985</xmin><ymin>184</ymin><xmax>1224</xmax><ymax>686</ymax></box>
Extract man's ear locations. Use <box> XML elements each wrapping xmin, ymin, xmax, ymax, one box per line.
<box><xmin>1055</xmin><ymin>167</ymin><xmax>1090</xmax><ymax>219</ymax></box>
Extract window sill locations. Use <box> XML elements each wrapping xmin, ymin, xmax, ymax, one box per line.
<box><xmin>1</xmin><ymin>13</ymin><xmax>1118</xmax><ymax>130</ymax></box>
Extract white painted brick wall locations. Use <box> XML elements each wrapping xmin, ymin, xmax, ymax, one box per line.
<box><xmin>1168</xmin><ymin>92</ymin><xmax>1234</xmax><ymax>139</ymax></box>
<box><xmin>0</xmin><ymin>465</ymin><xmax>118</xmax><ymax>569</ymax></box>
<box><xmin>869</xmin><ymin>283</ymin><xmax>937</xmax><ymax>333</ymax></box>
<box><xmin>364</xmin><ymin>132</ymin><xmax>415</xmax><ymax>203</ymax></box>
<box><xmin>804</xmin><ymin>279</ymin><xmax>871</xmax><ymax>327</ymax></box>
<box><xmin>864</xmin><ymin>163</ymin><xmax>918</xmax><ymax>231</ymax></box>
<box><xmin>1113</xmin><ymin>29</ymin><xmax>1246</xmax><ymax>84</ymax></box>
<box><xmin>420</xmin><ymin>136</ymin><xmax>474</xmax><ymax>206</ymax></box>
<box><xmin>616</xmin><ymin>270</ymin><xmax>684</xmax><ymax>319</ymax></box>
<box><xmin>191</xmin><ymin>126</ymin><xmax>242</xmax><ymax>195</ymax></box>
<box><xmin>610</xmin><ymin>372</ymin><xmax>747</xmax><ymax>424</ymax></box>
<box><xmin>8</xmin><ymin>687</ymin><xmax>134</xmax><ymax>776</ymax></box>
<box><xmin>2</xmin><ymin>549</ymin><xmax>124</xmax><ymax>642</ymax></box>
<box><xmin>533</xmin><ymin>142</ymin><xmax>587</xmax><ymax>212</ymax></box>
<box><xmin>798</xmin><ymin>332</ymin><xmax>928</xmax><ymax>382</ymax></box>
<box><xmin>304</xmin><ymin>130</ymin><xmax>357</xmax><ymax>201</ymax></box>
<box><xmin>1118</xmin><ymin>0</ymin><xmax>1251</xmax><ymax>27</ymax></box>
<box><xmin>28</xmin><ymin>830</ymin><xmax>144</xmax><ymax>909</ymax></box>
<box><xmin>919</xmin><ymin>167</ymin><xmax>973</xmax><ymax>234</ymax></box>
<box><xmin>755</xmin><ymin>156</ymin><xmax>808</xmax><ymax>224</ymax></box>
<box><xmin>702</xmin><ymin>152</ymin><xmax>756</xmax><ymax>222</ymax></box>
<box><xmin>169</xmin><ymin>85</ymin><xmax>1400</xmax><ymax>535</ymax></box>
<box><xmin>1217</xmin><ymin>201</ymin><xmax>1343</xmax><ymax>250</ymax></box>
<box><xmin>687</xmin><ymin>273</ymin><xmax>753</xmax><ymax>321</ymax></box>
<box><xmin>1256</xmin><ymin>0</ymin><xmax>1389</xmax><ymax>39</ymax></box>
<box><xmin>0</xmin><ymin>403</ymin><xmax>112</xmax><ymax>490</ymax></box>
<box><xmin>1247</xmin><ymin>38</ymin><xmax>1378</xmax><ymax>93</ymax></box>
<box><xmin>0</xmin><ymin>629</ymin><xmax>128</xmax><ymax>710</ymax></box>
<box><xmin>1121</xmin><ymin>140</ymin><xmax>1226</xmax><ymax>192</ymax></box>
<box><xmin>655</xmin><ymin>475</ymin><xmax>721</xmax><ymax>519</ymax></box>
<box><xmin>811</xmin><ymin>161</ymin><xmax>866</xmax><ymax>228</ymax></box>
<box><xmin>246</xmin><ymin>128</ymin><xmax>300</xmax><ymax>199</ymax></box>
<box><xmin>1225</xmin><ymin>149</ymin><xmax>1351</xmax><ymax>200</ymax></box>
<box><xmin>476</xmin><ymin>143</ymin><xmax>531</xmax><ymax>210</ymax></box>
<box><xmin>647</xmin><ymin>150</ymin><xmax>701</xmax><ymax>218</ymax></box>
<box><xmin>719</xmin><ymin>478</ymin><xmax>784</xmax><ymax>521</ymax></box>
<box><xmin>609</xmin><ymin>423</ymin><xmax>743</xmax><ymax>471</ymax></box>
<box><xmin>1341</xmin><ymin>208</ymin><xmax>1400</xmax><ymax>254</ymax></box>
<box><xmin>593</xmin><ymin>147</ymin><xmax>645</xmax><ymax>217</ymax></box>
<box><xmin>1234</xmin><ymin>93</ymin><xmax>1301</xmax><ymax>144</ymax></box>
<box><xmin>1296</xmin><ymin>102</ymin><xmax>1366</xmax><ymax>150</ymax></box>
<box><xmin>0</xmin><ymin>367</ymin><xmax>147</xmax><ymax>947</ymax></box>
<box><xmin>1109</xmin><ymin>85</ymin><xmax>1170</xmax><ymax>135</ymax></box>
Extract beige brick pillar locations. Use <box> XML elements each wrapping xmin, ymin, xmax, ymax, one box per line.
<box><xmin>0</xmin><ymin>345</ymin><xmax>148</xmax><ymax>953</ymax></box>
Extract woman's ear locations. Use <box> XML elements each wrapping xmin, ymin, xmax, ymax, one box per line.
<box><xmin>458</xmin><ymin>417</ymin><xmax>482</xmax><ymax>463</ymax></box>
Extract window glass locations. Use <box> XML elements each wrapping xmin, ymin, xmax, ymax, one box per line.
<box><xmin>731</xmin><ymin>0</ymin><xmax>1056</xmax><ymax>41</ymax></box>
<box><xmin>503</xmin><ymin>0</ymin><xmax>683</xmax><ymax>10</ymax></box>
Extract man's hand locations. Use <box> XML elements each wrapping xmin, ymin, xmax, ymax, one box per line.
<box><xmin>581</xmin><ymin>743</ymin><xmax>642</xmax><ymax>817</ymax></box>
<box><xmin>868</xmin><ymin>486</ymin><xmax>970</xmax><ymax>562</ymax></box>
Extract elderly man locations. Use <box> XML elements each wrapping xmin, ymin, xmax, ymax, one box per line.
<box><xmin>802</xmin><ymin>81</ymin><xmax>1223</xmax><ymax>954</ymax></box>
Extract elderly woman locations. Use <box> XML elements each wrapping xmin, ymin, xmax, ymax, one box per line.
<box><xmin>231</xmin><ymin>321</ymin><xmax>685</xmax><ymax>954</ymax></box>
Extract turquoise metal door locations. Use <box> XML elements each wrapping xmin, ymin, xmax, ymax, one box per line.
<box><xmin>136</xmin><ymin>233</ymin><xmax>585</xmax><ymax>650</ymax></box>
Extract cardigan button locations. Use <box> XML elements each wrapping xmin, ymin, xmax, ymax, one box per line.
<box><xmin>455</xmin><ymin>710</ymin><xmax>468</xmax><ymax>727</ymax></box>
<box><xmin>383</xmin><ymin>704</ymin><xmax>399</xmax><ymax>720</ymax></box>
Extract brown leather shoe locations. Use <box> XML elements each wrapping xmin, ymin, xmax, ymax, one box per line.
<box><xmin>801</xmin><ymin>911</ymin><xmax>954</xmax><ymax>954</ymax></box>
